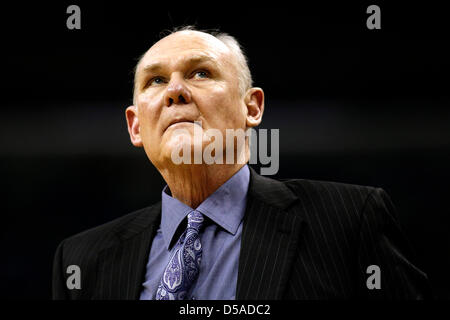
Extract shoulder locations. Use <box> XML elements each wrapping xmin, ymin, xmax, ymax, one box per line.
<box><xmin>282</xmin><ymin>177</ymin><xmax>380</xmax><ymax>207</ymax></box>
<box><xmin>247</xmin><ymin>166</ymin><xmax>384</xmax><ymax>214</ymax></box>
<box><xmin>274</xmin><ymin>176</ymin><xmax>391</xmax><ymax>228</ymax></box>
<box><xmin>58</xmin><ymin>202</ymin><xmax>161</xmax><ymax>256</ymax></box>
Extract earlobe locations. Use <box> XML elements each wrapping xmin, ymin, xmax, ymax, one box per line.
<box><xmin>245</xmin><ymin>88</ymin><xmax>265</xmax><ymax>128</ymax></box>
<box><xmin>125</xmin><ymin>105</ymin><xmax>143</xmax><ymax>147</ymax></box>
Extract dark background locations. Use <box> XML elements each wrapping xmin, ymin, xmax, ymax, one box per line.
<box><xmin>1</xmin><ymin>1</ymin><xmax>449</xmax><ymax>299</ymax></box>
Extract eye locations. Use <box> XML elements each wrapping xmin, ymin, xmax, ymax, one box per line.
<box><xmin>147</xmin><ymin>76</ymin><xmax>165</xmax><ymax>87</ymax></box>
<box><xmin>193</xmin><ymin>70</ymin><xmax>209</xmax><ymax>79</ymax></box>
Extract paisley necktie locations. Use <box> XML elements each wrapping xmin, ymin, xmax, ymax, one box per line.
<box><xmin>156</xmin><ymin>211</ymin><xmax>204</xmax><ymax>300</ymax></box>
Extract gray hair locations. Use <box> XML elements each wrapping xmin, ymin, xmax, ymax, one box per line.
<box><xmin>133</xmin><ymin>26</ymin><xmax>253</xmax><ymax>105</ymax></box>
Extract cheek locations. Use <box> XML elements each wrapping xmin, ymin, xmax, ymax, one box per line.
<box><xmin>137</xmin><ymin>94</ymin><xmax>163</xmax><ymax>139</ymax></box>
<box><xmin>138</xmin><ymin>90</ymin><xmax>162</xmax><ymax>112</ymax></box>
<box><xmin>201</xmin><ymin>89</ymin><xmax>245</xmax><ymax>129</ymax></box>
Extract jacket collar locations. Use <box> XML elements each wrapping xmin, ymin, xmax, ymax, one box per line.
<box><xmin>247</xmin><ymin>165</ymin><xmax>299</xmax><ymax>210</ymax></box>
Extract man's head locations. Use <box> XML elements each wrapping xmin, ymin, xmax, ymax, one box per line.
<box><xmin>125</xmin><ymin>26</ymin><xmax>264</xmax><ymax>171</ymax></box>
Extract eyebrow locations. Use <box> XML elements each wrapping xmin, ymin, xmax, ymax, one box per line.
<box><xmin>140</xmin><ymin>55</ymin><xmax>216</xmax><ymax>75</ymax></box>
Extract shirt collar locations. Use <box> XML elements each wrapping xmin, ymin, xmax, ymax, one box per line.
<box><xmin>160</xmin><ymin>164</ymin><xmax>250</xmax><ymax>250</ymax></box>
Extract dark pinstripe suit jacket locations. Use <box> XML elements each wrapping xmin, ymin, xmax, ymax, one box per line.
<box><xmin>52</xmin><ymin>166</ymin><xmax>431</xmax><ymax>299</ymax></box>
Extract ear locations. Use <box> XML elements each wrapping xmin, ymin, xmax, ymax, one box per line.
<box><xmin>244</xmin><ymin>87</ymin><xmax>264</xmax><ymax>128</ymax></box>
<box><xmin>125</xmin><ymin>105</ymin><xmax>143</xmax><ymax>147</ymax></box>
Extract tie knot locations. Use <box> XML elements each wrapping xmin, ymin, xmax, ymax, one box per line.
<box><xmin>187</xmin><ymin>211</ymin><xmax>204</xmax><ymax>231</ymax></box>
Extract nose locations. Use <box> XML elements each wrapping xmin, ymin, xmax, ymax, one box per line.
<box><xmin>164</xmin><ymin>76</ymin><xmax>192</xmax><ymax>107</ymax></box>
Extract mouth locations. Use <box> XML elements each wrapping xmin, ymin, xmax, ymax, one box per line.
<box><xmin>165</xmin><ymin>118</ymin><xmax>196</xmax><ymax>131</ymax></box>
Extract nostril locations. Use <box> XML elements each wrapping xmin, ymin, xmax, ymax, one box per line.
<box><xmin>168</xmin><ymin>97</ymin><xmax>174</xmax><ymax>105</ymax></box>
<box><xmin>178</xmin><ymin>95</ymin><xmax>186</xmax><ymax>103</ymax></box>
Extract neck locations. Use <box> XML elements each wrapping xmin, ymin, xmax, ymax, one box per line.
<box><xmin>159</xmin><ymin>163</ymin><xmax>246</xmax><ymax>209</ymax></box>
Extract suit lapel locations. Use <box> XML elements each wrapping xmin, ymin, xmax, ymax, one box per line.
<box><xmin>94</xmin><ymin>202</ymin><xmax>161</xmax><ymax>300</ymax></box>
<box><xmin>236</xmin><ymin>167</ymin><xmax>303</xmax><ymax>299</ymax></box>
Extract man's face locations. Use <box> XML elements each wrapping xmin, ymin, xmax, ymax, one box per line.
<box><xmin>130</xmin><ymin>31</ymin><xmax>248</xmax><ymax>170</ymax></box>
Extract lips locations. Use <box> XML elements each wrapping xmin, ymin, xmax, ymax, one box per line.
<box><xmin>165</xmin><ymin>118</ymin><xmax>195</xmax><ymax>131</ymax></box>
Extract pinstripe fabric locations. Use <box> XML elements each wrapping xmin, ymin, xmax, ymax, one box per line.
<box><xmin>53</xmin><ymin>166</ymin><xmax>431</xmax><ymax>300</ymax></box>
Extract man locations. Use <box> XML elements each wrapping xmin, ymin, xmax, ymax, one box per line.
<box><xmin>52</xmin><ymin>26</ymin><xmax>431</xmax><ymax>300</ymax></box>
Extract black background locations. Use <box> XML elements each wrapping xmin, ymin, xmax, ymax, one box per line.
<box><xmin>1</xmin><ymin>1</ymin><xmax>449</xmax><ymax>299</ymax></box>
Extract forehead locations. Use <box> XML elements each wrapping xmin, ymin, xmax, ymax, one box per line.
<box><xmin>138</xmin><ymin>31</ymin><xmax>232</xmax><ymax>72</ymax></box>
